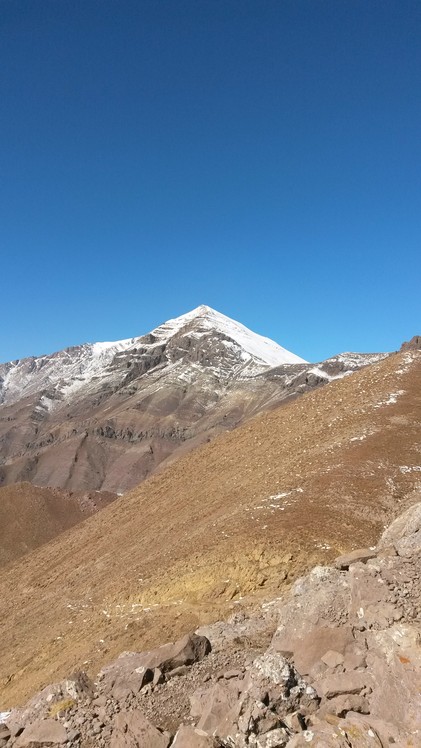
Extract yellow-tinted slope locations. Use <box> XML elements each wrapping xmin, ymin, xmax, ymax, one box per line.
<box><xmin>0</xmin><ymin>350</ymin><xmax>420</xmax><ymax>706</ymax></box>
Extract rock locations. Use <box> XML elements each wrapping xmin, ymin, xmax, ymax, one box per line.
<box><xmin>100</xmin><ymin>633</ymin><xmax>211</xmax><ymax>692</ymax></box>
<box><xmin>111</xmin><ymin>666</ymin><xmax>153</xmax><ymax>700</ymax></box>
<box><xmin>347</xmin><ymin>563</ymin><xmax>394</xmax><ymax>629</ymax></box>
<box><xmin>66</xmin><ymin>728</ymin><xmax>81</xmax><ymax>742</ymax></box>
<box><xmin>274</xmin><ymin>624</ymin><xmax>354</xmax><ymax>676</ymax></box>
<box><xmin>286</xmin><ymin>715</ymin><xmax>384</xmax><ymax>747</ymax></box>
<box><xmin>172</xmin><ymin>724</ymin><xmax>223</xmax><ymax>747</ymax></box>
<box><xmin>110</xmin><ymin>710</ymin><xmax>171</xmax><ymax>748</ymax></box>
<box><xmin>271</xmin><ymin>565</ymin><xmax>352</xmax><ymax>670</ymax></box>
<box><xmin>0</xmin><ymin>725</ymin><xmax>10</xmax><ymax>740</ymax></box>
<box><xmin>14</xmin><ymin>718</ymin><xmax>68</xmax><ymax>746</ymax></box>
<box><xmin>5</xmin><ymin>672</ymin><xmax>92</xmax><ymax>738</ymax></box>
<box><xmin>223</xmin><ymin>669</ymin><xmax>243</xmax><ymax>680</ymax></box>
<box><xmin>250</xmin><ymin>653</ymin><xmax>293</xmax><ymax>685</ymax></box>
<box><xmin>364</xmin><ymin>623</ymin><xmax>421</xmax><ymax>737</ymax></box>
<box><xmin>377</xmin><ymin>501</ymin><xmax>421</xmax><ymax>557</ymax></box>
<box><xmin>400</xmin><ymin>335</ymin><xmax>421</xmax><ymax>351</ymax></box>
<box><xmin>152</xmin><ymin>668</ymin><xmax>164</xmax><ymax>686</ymax></box>
<box><xmin>63</xmin><ymin>670</ymin><xmax>94</xmax><ymax>700</ymax></box>
<box><xmin>248</xmin><ymin>727</ymin><xmax>290</xmax><ymax>747</ymax></box>
<box><xmin>317</xmin><ymin>693</ymin><xmax>370</xmax><ymax>717</ymax></box>
<box><xmin>334</xmin><ymin>548</ymin><xmax>377</xmax><ymax>570</ymax></box>
<box><xmin>342</xmin><ymin>641</ymin><xmax>367</xmax><ymax>670</ymax></box>
<box><xmin>190</xmin><ymin>687</ymin><xmax>214</xmax><ymax>719</ymax></box>
<box><xmin>317</xmin><ymin>671</ymin><xmax>371</xmax><ymax>699</ymax></box>
<box><xmin>166</xmin><ymin>665</ymin><xmax>191</xmax><ymax>679</ymax></box>
<box><xmin>320</xmin><ymin>650</ymin><xmax>344</xmax><ymax>668</ymax></box>
<box><xmin>194</xmin><ymin>683</ymin><xmax>240</xmax><ymax>735</ymax></box>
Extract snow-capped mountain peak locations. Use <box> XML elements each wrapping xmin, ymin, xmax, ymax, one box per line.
<box><xmin>144</xmin><ymin>305</ymin><xmax>307</xmax><ymax>367</ymax></box>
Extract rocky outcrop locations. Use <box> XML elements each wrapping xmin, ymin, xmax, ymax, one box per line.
<box><xmin>2</xmin><ymin>501</ymin><xmax>421</xmax><ymax>746</ymax></box>
<box><xmin>400</xmin><ymin>335</ymin><xmax>421</xmax><ymax>351</ymax></box>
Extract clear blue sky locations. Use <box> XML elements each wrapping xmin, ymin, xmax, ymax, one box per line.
<box><xmin>1</xmin><ymin>0</ymin><xmax>420</xmax><ymax>363</ymax></box>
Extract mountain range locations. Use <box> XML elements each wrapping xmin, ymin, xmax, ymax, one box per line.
<box><xmin>0</xmin><ymin>305</ymin><xmax>386</xmax><ymax>494</ymax></box>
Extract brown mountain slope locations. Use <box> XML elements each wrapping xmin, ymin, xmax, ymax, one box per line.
<box><xmin>0</xmin><ymin>483</ymin><xmax>117</xmax><ymax>567</ymax></box>
<box><xmin>0</xmin><ymin>349</ymin><xmax>420</xmax><ymax>707</ymax></box>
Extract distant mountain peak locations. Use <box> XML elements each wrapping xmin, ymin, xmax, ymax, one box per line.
<box><xmin>147</xmin><ymin>305</ymin><xmax>307</xmax><ymax>367</ymax></box>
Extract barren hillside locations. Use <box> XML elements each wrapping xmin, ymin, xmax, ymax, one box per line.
<box><xmin>0</xmin><ymin>349</ymin><xmax>419</xmax><ymax>706</ymax></box>
<box><xmin>0</xmin><ymin>483</ymin><xmax>117</xmax><ymax>567</ymax></box>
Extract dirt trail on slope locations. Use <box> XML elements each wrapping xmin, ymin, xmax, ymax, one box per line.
<box><xmin>0</xmin><ymin>350</ymin><xmax>420</xmax><ymax>706</ymax></box>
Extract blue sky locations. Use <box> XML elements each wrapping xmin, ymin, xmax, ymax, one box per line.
<box><xmin>1</xmin><ymin>0</ymin><xmax>420</xmax><ymax>363</ymax></box>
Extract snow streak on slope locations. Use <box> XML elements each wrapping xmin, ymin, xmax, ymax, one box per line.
<box><xmin>0</xmin><ymin>339</ymin><xmax>134</xmax><ymax>406</ymax></box>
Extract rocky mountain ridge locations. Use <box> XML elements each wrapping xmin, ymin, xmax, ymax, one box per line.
<box><xmin>2</xmin><ymin>499</ymin><xmax>420</xmax><ymax>747</ymax></box>
<box><xmin>0</xmin><ymin>306</ymin><xmax>387</xmax><ymax>493</ymax></box>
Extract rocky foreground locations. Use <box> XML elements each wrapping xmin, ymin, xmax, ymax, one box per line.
<box><xmin>2</xmin><ymin>499</ymin><xmax>421</xmax><ymax>747</ymax></box>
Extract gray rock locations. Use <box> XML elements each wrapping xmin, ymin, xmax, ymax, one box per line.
<box><xmin>377</xmin><ymin>500</ymin><xmax>421</xmax><ymax>557</ymax></box>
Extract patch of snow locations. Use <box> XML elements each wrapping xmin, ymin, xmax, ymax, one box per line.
<box><xmin>399</xmin><ymin>466</ymin><xmax>421</xmax><ymax>474</ymax></box>
<box><xmin>308</xmin><ymin>367</ymin><xmax>331</xmax><ymax>380</ymax></box>
<box><xmin>324</xmin><ymin>352</ymin><xmax>389</xmax><ymax>369</ymax></box>
<box><xmin>0</xmin><ymin>712</ymin><xmax>11</xmax><ymax>723</ymax></box>
<box><xmin>374</xmin><ymin>390</ymin><xmax>405</xmax><ymax>408</ymax></box>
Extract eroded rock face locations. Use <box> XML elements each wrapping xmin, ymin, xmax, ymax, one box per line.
<box><xmin>3</xmin><ymin>502</ymin><xmax>421</xmax><ymax>747</ymax></box>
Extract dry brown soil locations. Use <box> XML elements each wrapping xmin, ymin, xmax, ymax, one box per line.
<box><xmin>0</xmin><ymin>483</ymin><xmax>116</xmax><ymax>567</ymax></box>
<box><xmin>0</xmin><ymin>350</ymin><xmax>420</xmax><ymax>707</ymax></box>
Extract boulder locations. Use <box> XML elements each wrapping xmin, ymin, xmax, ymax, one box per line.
<box><xmin>111</xmin><ymin>666</ymin><xmax>153</xmax><ymax>700</ymax></box>
<box><xmin>274</xmin><ymin>624</ymin><xmax>354</xmax><ymax>676</ymax></box>
<box><xmin>194</xmin><ymin>683</ymin><xmax>240</xmax><ymax>735</ymax></box>
<box><xmin>100</xmin><ymin>633</ymin><xmax>211</xmax><ymax>692</ymax></box>
<box><xmin>377</xmin><ymin>500</ymin><xmax>421</xmax><ymax>557</ymax></box>
<box><xmin>317</xmin><ymin>670</ymin><xmax>371</xmax><ymax>699</ymax></box>
<box><xmin>347</xmin><ymin>562</ymin><xmax>396</xmax><ymax>629</ymax></box>
<box><xmin>110</xmin><ymin>710</ymin><xmax>171</xmax><ymax>748</ymax></box>
<box><xmin>364</xmin><ymin>623</ymin><xmax>421</xmax><ymax>737</ymax></box>
<box><xmin>334</xmin><ymin>548</ymin><xmax>377</xmax><ymax>570</ymax></box>
<box><xmin>14</xmin><ymin>718</ymin><xmax>68</xmax><ymax>746</ymax></box>
<box><xmin>271</xmin><ymin>566</ymin><xmax>351</xmax><ymax>661</ymax></box>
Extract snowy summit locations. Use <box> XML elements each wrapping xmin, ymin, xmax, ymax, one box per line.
<box><xmin>147</xmin><ymin>305</ymin><xmax>307</xmax><ymax>367</ymax></box>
